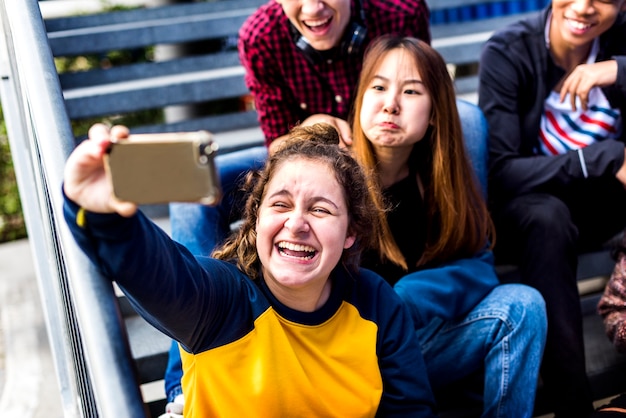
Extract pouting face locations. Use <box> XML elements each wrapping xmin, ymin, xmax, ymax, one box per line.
<box><xmin>255</xmin><ymin>157</ymin><xmax>355</xmax><ymax>309</ymax></box>
<box><xmin>359</xmin><ymin>48</ymin><xmax>433</xmax><ymax>152</ymax></box>
<box><xmin>550</xmin><ymin>0</ymin><xmax>626</xmax><ymax>50</ymax></box>
<box><xmin>276</xmin><ymin>0</ymin><xmax>352</xmax><ymax>51</ymax></box>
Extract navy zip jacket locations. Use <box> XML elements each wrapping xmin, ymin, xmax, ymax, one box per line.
<box><xmin>479</xmin><ymin>7</ymin><xmax>626</xmax><ymax>205</ymax></box>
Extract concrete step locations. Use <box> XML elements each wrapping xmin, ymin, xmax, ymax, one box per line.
<box><xmin>0</xmin><ymin>239</ymin><xmax>63</xmax><ymax>417</ymax></box>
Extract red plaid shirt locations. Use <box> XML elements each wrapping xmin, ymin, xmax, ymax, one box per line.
<box><xmin>238</xmin><ymin>0</ymin><xmax>431</xmax><ymax>144</ymax></box>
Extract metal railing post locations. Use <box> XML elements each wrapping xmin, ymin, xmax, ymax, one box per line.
<box><xmin>0</xmin><ymin>1</ymin><xmax>148</xmax><ymax>416</ymax></box>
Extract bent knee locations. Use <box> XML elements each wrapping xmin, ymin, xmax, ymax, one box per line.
<box><xmin>489</xmin><ymin>284</ymin><xmax>547</xmax><ymax>328</ymax></box>
<box><xmin>511</xmin><ymin>194</ymin><xmax>571</xmax><ymax>229</ymax></box>
<box><xmin>504</xmin><ymin>284</ymin><xmax>547</xmax><ymax>330</ymax></box>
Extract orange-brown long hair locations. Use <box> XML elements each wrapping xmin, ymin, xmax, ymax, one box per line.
<box><xmin>351</xmin><ymin>35</ymin><xmax>494</xmax><ymax>269</ymax></box>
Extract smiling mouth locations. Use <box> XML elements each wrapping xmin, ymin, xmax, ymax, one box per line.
<box><xmin>303</xmin><ymin>17</ymin><xmax>332</xmax><ymax>33</ymax></box>
<box><xmin>566</xmin><ymin>18</ymin><xmax>592</xmax><ymax>31</ymax></box>
<box><xmin>277</xmin><ymin>241</ymin><xmax>317</xmax><ymax>260</ymax></box>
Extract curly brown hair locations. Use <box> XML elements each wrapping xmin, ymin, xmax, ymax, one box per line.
<box><xmin>211</xmin><ymin>123</ymin><xmax>387</xmax><ymax>279</ymax></box>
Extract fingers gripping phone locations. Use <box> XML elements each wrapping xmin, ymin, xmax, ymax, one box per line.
<box><xmin>104</xmin><ymin>131</ymin><xmax>221</xmax><ymax>205</ymax></box>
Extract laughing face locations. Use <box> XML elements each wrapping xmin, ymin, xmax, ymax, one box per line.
<box><xmin>277</xmin><ymin>0</ymin><xmax>352</xmax><ymax>51</ymax></box>
<box><xmin>550</xmin><ymin>0</ymin><xmax>626</xmax><ymax>50</ymax></box>
<box><xmin>255</xmin><ymin>157</ymin><xmax>356</xmax><ymax>311</ymax></box>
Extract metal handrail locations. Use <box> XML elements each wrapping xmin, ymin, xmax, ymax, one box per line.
<box><xmin>0</xmin><ymin>1</ymin><xmax>147</xmax><ymax>416</ymax></box>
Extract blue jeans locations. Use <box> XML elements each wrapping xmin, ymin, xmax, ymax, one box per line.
<box><xmin>418</xmin><ymin>284</ymin><xmax>546</xmax><ymax>418</ymax></box>
<box><xmin>164</xmin><ymin>99</ymin><xmax>493</xmax><ymax>403</ymax></box>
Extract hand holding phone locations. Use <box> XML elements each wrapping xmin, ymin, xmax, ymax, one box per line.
<box><xmin>104</xmin><ymin>131</ymin><xmax>221</xmax><ymax>205</ymax></box>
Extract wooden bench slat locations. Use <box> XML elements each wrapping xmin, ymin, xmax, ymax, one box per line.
<box><xmin>48</xmin><ymin>10</ymin><xmax>254</xmax><ymax>56</ymax></box>
<box><xmin>453</xmin><ymin>75</ymin><xmax>479</xmax><ymax>95</ymax></box>
<box><xmin>428</xmin><ymin>0</ymin><xmax>523</xmax><ymax>10</ymax></box>
<box><xmin>64</xmin><ymin>67</ymin><xmax>247</xmax><ymax>119</ymax></box>
<box><xmin>125</xmin><ymin>315</ymin><xmax>171</xmax><ymax>385</ymax></box>
<box><xmin>44</xmin><ymin>0</ymin><xmax>265</xmax><ymax>31</ymax></box>
<box><xmin>59</xmin><ymin>51</ymin><xmax>241</xmax><ymax>89</ymax></box>
<box><xmin>93</xmin><ymin>112</ymin><xmax>265</xmax><ymax>154</ymax></box>
<box><xmin>122</xmin><ymin>111</ymin><xmax>265</xmax><ymax>154</ymax></box>
<box><xmin>212</xmin><ymin>125</ymin><xmax>265</xmax><ymax>152</ymax></box>
<box><xmin>435</xmin><ymin>40</ymin><xmax>487</xmax><ymax>66</ymax></box>
<box><xmin>130</xmin><ymin>110</ymin><xmax>259</xmax><ymax>135</ymax></box>
<box><xmin>431</xmin><ymin>12</ymin><xmax>537</xmax><ymax>39</ymax></box>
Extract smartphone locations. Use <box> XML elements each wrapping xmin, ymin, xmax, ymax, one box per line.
<box><xmin>104</xmin><ymin>131</ymin><xmax>221</xmax><ymax>205</ymax></box>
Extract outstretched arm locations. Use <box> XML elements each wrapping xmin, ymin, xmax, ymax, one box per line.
<box><xmin>63</xmin><ymin>125</ymin><xmax>250</xmax><ymax>349</ymax></box>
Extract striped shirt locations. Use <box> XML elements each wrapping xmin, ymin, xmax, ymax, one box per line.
<box><xmin>537</xmin><ymin>38</ymin><xmax>623</xmax><ymax>156</ymax></box>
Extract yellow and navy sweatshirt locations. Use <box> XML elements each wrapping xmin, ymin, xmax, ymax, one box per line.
<box><xmin>63</xmin><ymin>196</ymin><xmax>437</xmax><ymax>417</ymax></box>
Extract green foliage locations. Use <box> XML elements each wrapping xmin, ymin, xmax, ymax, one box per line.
<box><xmin>0</xmin><ymin>3</ymin><xmax>152</xmax><ymax>244</ymax></box>
<box><xmin>0</xmin><ymin>107</ymin><xmax>27</xmax><ymax>242</ymax></box>
<box><xmin>0</xmin><ymin>1</ymin><xmax>240</xmax><ymax>243</ymax></box>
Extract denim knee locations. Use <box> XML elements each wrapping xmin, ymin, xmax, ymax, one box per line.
<box><xmin>479</xmin><ymin>284</ymin><xmax>546</xmax><ymax>329</ymax></box>
<box><xmin>497</xmin><ymin>284</ymin><xmax>547</xmax><ymax>334</ymax></box>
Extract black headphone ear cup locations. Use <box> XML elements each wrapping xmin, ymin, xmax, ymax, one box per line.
<box><xmin>293</xmin><ymin>33</ymin><xmax>323</xmax><ymax>64</ymax></box>
<box><xmin>295</xmin><ymin>35</ymin><xmax>313</xmax><ymax>57</ymax></box>
<box><xmin>341</xmin><ymin>22</ymin><xmax>367</xmax><ymax>55</ymax></box>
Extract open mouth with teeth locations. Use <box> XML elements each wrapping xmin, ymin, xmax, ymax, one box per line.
<box><xmin>303</xmin><ymin>17</ymin><xmax>333</xmax><ymax>34</ymax></box>
<box><xmin>565</xmin><ymin>18</ymin><xmax>593</xmax><ymax>33</ymax></box>
<box><xmin>277</xmin><ymin>242</ymin><xmax>317</xmax><ymax>260</ymax></box>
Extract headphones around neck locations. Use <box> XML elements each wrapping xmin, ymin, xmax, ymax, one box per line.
<box><xmin>290</xmin><ymin>0</ymin><xmax>368</xmax><ymax>64</ymax></box>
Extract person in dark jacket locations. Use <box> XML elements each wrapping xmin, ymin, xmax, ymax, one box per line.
<box><xmin>478</xmin><ymin>0</ymin><xmax>626</xmax><ymax>416</ymax></box>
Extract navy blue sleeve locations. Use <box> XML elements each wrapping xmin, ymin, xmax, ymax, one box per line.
<box><xmin>62</xmin><ymin>193</ymin><xmax>253</xmax><ymax>352</ymax></box>
<box><xmin>393</xmin><ymin>250</ymin><xmax>498</xmax><ymax>328</ymax></box>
